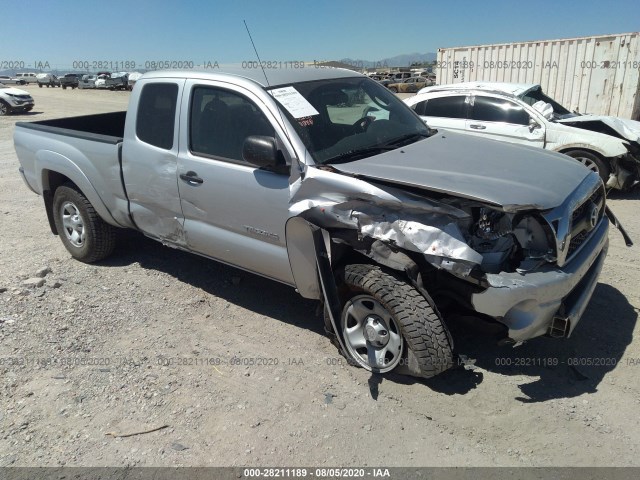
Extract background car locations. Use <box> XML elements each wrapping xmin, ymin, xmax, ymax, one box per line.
<box><xmin>0</xmin><ymin>83</ymin><xmax>35</xmax><ymax>115</ymax></box>
<box><xmin>78</xmin><ymin>74</ymin><xmax>97</xmax><ymax>89</ymax></box>
<box><xmin>59</xmin><ymin>73</ymin><xmax>83</xmax><ymax>89</ymax></box>
<box><xmin>404</xmin><ymin>82</ymin><xmax>640</xmax><ymax>189</ymax></box>
<box><xmin>36</xmin><ymin>73</ymin><xmax>60</xmax><ymax>88</ymax></box>
<box><xmin>0</xmin><ymin>75</ymin><xmax>26</xmax><ymax>85</ymax></box>
<box><xmin>15</xmin><ymin>72</ymin><xmax>38</xmax><ymax>84</ymax></box>
<box><xmin>387</xmin><ymin>76</ymin><xmax>433</xmax><ymax>93</ymax></box>
<box><xmin>94</xmin><ymin>73</ymin><xmax>110</xmax><ymax>89</ymax></box>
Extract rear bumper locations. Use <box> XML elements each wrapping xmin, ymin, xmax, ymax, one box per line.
<box><xmin>471</xmin><ymin>217</ymin><xmax>609</xmax><ymax>342</ymax></box>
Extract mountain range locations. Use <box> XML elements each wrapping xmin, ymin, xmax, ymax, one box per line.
<box><xmin>339</xmin><ymin>52</ymin><xmax>437</xmax><ymax>68</ymax></box>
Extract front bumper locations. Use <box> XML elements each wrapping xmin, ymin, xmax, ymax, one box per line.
<box><xmin>6</xmin><ymin>98</ymin><xmax>34</xmax><ymax>110</ymax></box>
<box><xmin>471</xmin><ymin>217</ymin><xmax>609</xmax><ymax>342</ymax></box>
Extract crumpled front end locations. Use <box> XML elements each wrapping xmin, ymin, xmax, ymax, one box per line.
<box><xmin>287</xmin><ymin>156</ymin><xmax>609</xmax><ymax>344</ymax></box>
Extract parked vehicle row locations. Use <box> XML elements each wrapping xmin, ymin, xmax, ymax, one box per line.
<box><xmin>386</xmin><ymin>76</ymin><xmax>434</xmax><ymax>93</ymax></box>
<box><xmin>404</xmin><ymin>82</ymin><xmax>640</xmax><ymax>190</ymax></box>
<box><xmin>1</xmin><ymin>71</ymin><xmax>140</xmax><ymax>91</ymax></box>
<box><xmin>80</xmin><ymin>72</ymin><xmax>137</xmax><ymax>91</ymax></box>
<box><xmin>14</xmin><ymin>67</ymin><xmax>628</xmax><ymax>379</ymax></box>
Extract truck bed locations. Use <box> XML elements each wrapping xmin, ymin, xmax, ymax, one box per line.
<box><xmin>16</xmin><ymin>111</ymin><xmax>126</xmax><ymax>144</ymax></box>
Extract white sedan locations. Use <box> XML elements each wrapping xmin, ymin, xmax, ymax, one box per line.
<box><xmin>404</xmin><ymin>82</ymin><xmax>640</xmax><ymax>190</ymax></box>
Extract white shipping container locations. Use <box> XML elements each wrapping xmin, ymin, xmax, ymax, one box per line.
<box><xmin>436</xmin><ymin>32</ymin><xmax>640</xmax><ymax>120</ymax></box>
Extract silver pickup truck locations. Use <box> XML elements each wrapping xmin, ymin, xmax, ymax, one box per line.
<box><xmin>15</xmin><ymin>67</ymin><xmax>624</xmax><ymax>378</ymax></box>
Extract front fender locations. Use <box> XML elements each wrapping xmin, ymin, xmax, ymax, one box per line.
<box><xmin>285</xmin><ymin>216</ymin><xmax>321</xmax><ymax>299</ymax></box>
<box><xmin>546</xmin><ymin>124</ymin><xmax>628</xmax><ymax>158</ymax></box>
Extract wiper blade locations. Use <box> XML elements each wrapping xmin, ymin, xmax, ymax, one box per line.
<box><xmin>323</xmin><ymin>146</ymin><xmax>397</xmax><ymax>165</ymax></box>
<box><xmin>382</xmin><ymin>131</ymin><xmax>430</xmax><ymax>147</ymax></box>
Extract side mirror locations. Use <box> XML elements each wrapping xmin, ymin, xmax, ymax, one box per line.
<box><xmin>528</xmin><ymin>117</ymin><xmax>541</xmax><ymax>132</ymax></box>
<box><xmin>243</xmin><ymin>135</ymin><xmax>278</xmax><ymax>168</ymax></box>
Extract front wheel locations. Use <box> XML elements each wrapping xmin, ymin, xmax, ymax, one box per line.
<box><xmin>52</xmin><ymin>184</ymin><xmax>116</xmax><ymax>262</ymax></box>
<box><xmin>0</xmin><ymin>101</ymin><xmax>9</xmax><ymax>116</ymax></box>
<box><xmin>565</xmin><ymin>150</ymin><xmax>610</xmax><ymax>184</ymax></box>
<box><xmin>38</xmin><ymin>83</ymin><xmax>43</xmax><ymax>88</ymax></box>
<box><xmin>388</xmin><ymin>86</ymin><xmax>398</xmax><ymax>93</ymax></box>
<box><xmin>335</xmin><ymin>264</ymin><xmax>453</xmax><ymax>377</ymax></box>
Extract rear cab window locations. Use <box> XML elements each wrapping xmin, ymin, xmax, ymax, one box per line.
<box><xmin>136</xmin><ymin>83</ymin><xmax>179</xmax><ymax>149</ymax></box>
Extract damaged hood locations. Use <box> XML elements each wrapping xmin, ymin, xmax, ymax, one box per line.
<box><xmin>557</xmin><ymin>115</ymin><xmax>640</xmax><ymax>144</ymax></box>
<box><xmin>334</xmin><ymin>131</ymin><xmax>590</xmax><ymax>211</ymax></box>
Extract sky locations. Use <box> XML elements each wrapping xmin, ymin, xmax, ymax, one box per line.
<box><xmin>1</xmin><ymin>0</ymin><xmax>638</xmax><ymax>70</ymax></box>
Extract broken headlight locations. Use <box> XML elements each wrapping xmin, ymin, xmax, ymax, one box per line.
<box><xmin>468</xmin><ymin>208</ymin><xmax>518</xmax><ymax>273</ymax></box>
<box><xmin>464</xmin><ymin>208</ymin><xmax>555</xmax><ymax>273</ymax></box>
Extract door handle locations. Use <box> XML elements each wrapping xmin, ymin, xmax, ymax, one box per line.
<box><xmin>180</xmin><ymin>171</ymin><xmax>204</xmax><ymax>185</ymax></box>
<box><xmin>469</xmin><ymin>124</ymin><xmax>486</xmax><ymax>130</ymax></box>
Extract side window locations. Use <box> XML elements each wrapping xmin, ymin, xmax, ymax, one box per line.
<box><xmin>189</xmin><ymin>86</ymin><xmax>275</xmax><ymax>162</ymax></box>
<box><xmin>412</xmin><ymin>100</ymin><xmax>428</xmax><ymax>116</ymax></box>
<box><xmin>471</xmin><ymin>96</ymin><xmax>529</xmax><ymax>125</ymax></box>
<box><xmin>136</xmin><ymin>83</ymin><xmax>178</xmax><ymax>149</ymax></box>
<box><xmin>422</xmin><ymin>96</ymin><xmax>467</xmax><ymax>119</ymax></box>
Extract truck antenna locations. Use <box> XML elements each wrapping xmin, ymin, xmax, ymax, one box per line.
<box><xmin>243</xmin><ymin>20</ymin><xmax>270</xmax><ymax>87</ymax></box>
<box><xmin>243</xmin><ymin>20</ymin><xmax>304</xmax><ymax>174</ymax></box>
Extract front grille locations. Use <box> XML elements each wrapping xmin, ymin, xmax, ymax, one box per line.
<box><xmin>566</xmin><ymin>184</ymin><xmax>605</xmax><ymax>260</ymax></box>
<box><xmin>572</xmin><ymin>188</ymin><xmax>603</xmax><ymax>223</ymax></box>
<box><xmin>567</xmin><ymin>231</ymin><xmax>589</xmax><ymax>257</ymax></box>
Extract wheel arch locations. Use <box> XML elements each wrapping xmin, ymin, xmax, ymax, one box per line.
<box><xmin>558</xmin><ymin>146</ymin><xmax>607</xmax><ymax>159</ymax></box>
<box><xmin>41</xmin><ymin>168</ymin><xmax>117</xmax><ymax>235</ymax></box>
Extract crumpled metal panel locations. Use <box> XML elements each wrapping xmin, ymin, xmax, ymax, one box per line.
<box><xmin>288</xmin><ymin>164</ymin><xmax>482</xmax><ymax>272</ymax></box>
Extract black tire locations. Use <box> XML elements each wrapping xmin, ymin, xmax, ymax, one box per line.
<box><xmin>333</xmin><ymin>263</ymin><xmax>453</xmax><ymax>378</ymax></box>
<box><xmin>38</xmin><ymin>83</ymin><xmax>43</xmax><ymax>88</ymax></box>
<box><xmin>565</xmin><ymin>150</ymin><xmax>610</xmax><ymax>184</ymax></box>
<box><xmin>389</xmin><ymin>86</ymin><xmax>398</xmax><ymax>93</ymax></box>
<box><xmin>0</xmin><ymin>100</ymin><xmax>9</xmax><ymax>116</ymax></box>
<box><xmin>62</xmin><ymin>85</ymin><xmax>67</xmax><ymax>90</ymax></box>
<box><xmin>52</xmin><ymin>184</ymin><xmax>116</xmax><ymax>263</ymax></box>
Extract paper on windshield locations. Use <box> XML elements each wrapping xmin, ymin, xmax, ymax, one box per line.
<box><xmin>270</xmin><ymin>86</ymin><xmax>319</xmax><ymax>118</ymax></box>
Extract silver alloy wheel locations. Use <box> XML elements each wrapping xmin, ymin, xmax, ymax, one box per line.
<box><xmin>60</xmin><ymin>201</ymin><xmax>86</xmax><ymax>247</ymax></box>
<box><xmin>341</xmin><ymin>294</ymin><xmax>404</xmax><ymax>372</ymax></box>
<box><xmin>574</xmin><ymin>156</ymin><xmax>600</xmax><ymax>174</ymax></box>
<box><xmin>0</xmin><ymin>102</ymin><xmax>8</xmax><ymax>115</ymax></box>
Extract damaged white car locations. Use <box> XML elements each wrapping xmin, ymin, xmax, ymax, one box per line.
<box><xmin>405</xmin><ymin>82</ymin><xmax>640</xmax><ymax>190</ymax></box>
<box><xmin>14</xmin><ymin>69</ymin><xmax>632</xmax><ymax>378</ymax></box>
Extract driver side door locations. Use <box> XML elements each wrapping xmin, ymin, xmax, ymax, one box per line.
<box><xmin>176</xmin><ymin>81</ymin><xmax>295</xmax><ymax>284</ymax></box>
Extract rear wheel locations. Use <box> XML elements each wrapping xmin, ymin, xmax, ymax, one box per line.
<box><xmin>52</xmin><ymin>184</ymin><xmax>116</xmax><ymax>263</ymax></box>
<box><xmin>38</xmin><ymin>83</ymin><xmax>43</xmax><ymax>88</ymax></box>
<box><xmin>565</xmin><ymin>150</ymin><xmax>610</xmax><ymax>184</ymax></box>
<box><xmin>335</xmin><ymin>264</ymin><xmax>453</xmax><ymax>377</ymax></box>
<box><xmin>389</xmin><ymin>86</ymin><xmax>398</xmax><ymax>93</ymax></box>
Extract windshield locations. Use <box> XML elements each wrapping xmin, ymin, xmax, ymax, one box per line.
<box><xmin>519</xmin><ymin>86</ymin><xmax>573</xmax><ymax>118</ymax></box>
<box><xmin>268</xmin><ymin>77</ymin><xmax>430</xmax><ymax>164</ymax></box>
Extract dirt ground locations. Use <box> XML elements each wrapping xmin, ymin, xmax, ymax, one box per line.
<box><xmin>1</xmin><ymin>85</ymin><xmax>639</xmax><ymax>468</ymax></box>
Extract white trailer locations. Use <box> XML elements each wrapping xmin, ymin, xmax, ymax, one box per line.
<box><xmin>436</xmin><ymin>32</ymin><xmax>640</xmax><ymax>120</ymax></box>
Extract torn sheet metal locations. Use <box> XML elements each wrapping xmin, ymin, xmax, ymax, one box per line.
<box><xmin>288</xmin><ymin>164</ymin><xmax>482</xmax><ymax>272</ymax></box>
<box><xmin>355</xmin><ymin>214</ymin><xmax>483</xmax><ymax>275</ymax></box>
<box><xmin>557</xmin><ymin>115</ymin><xmax>640</xmax><ymax>143</ymax></box>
